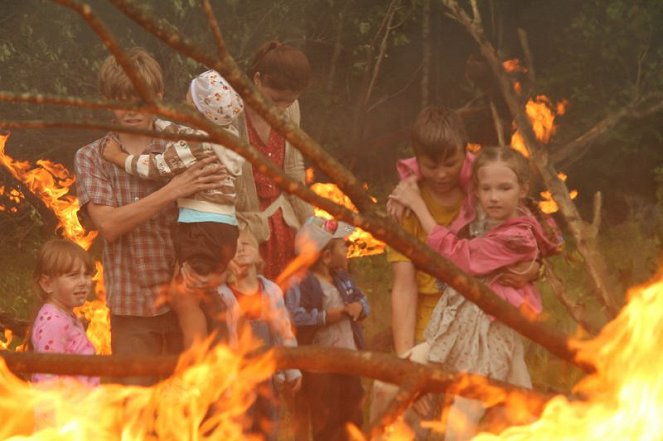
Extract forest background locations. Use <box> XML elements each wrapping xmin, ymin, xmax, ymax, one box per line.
<box><xmin>0</xmin><ymin>0</ymin><xmax>661</xmax><ymax>391</ymax></box>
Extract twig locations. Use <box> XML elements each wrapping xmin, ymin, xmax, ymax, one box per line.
<box><xmin>441</xmin><ymin>0</ymin><xmax>622</xmax><ymax>318</ymax></box>
<box><xmin>53</xmin><ymin>0</ymin><xmax>159</xmax><ymax>106</ymax></box>
<box><xmin>517</xmin><ymin>28</ymin><xmax>536</xmax><ymax>84</ymax></box>
<box><xmin>543</xmin><ymin>261</ymin><xmax>597</xmax><ymax>335</ymax></box>
<box><xmin>489</xmin><ymin>100</ymin><xmax>505</xmax><ymax>146</ymax></box>
<box><xmin>37</xmin><ymin>0</ymin><xmax>594</xmax><ymax>368</ymax></box>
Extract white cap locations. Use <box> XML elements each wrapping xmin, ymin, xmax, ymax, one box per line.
<box><xmin>189</xmin><ymin>70</ymin><xmax>244</xmax><ymax>125</ymax></box>
<box><xmin>295</xmin><ymin>216</ymin><xmax>354</xmax><ymax>255</ymax></box>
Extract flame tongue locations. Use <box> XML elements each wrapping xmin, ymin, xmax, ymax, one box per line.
<box><xmin>309</xmin><ymin>182</ymin><xmax>385</xmax><ymax>258</ymax></box>
<box><xmin>468</xmin><ymin>275</ymin><xmax>663</xmax><ymax>440</ymax></box>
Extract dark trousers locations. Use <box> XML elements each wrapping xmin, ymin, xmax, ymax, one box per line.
<box><xmin>301</xmin><ymin>372</ymin><xmax>364</xmax><ymax>441</ymax></box>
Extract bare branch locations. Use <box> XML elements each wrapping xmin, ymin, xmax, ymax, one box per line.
<box><xmin>442</xmin><ymin>0</ymin><xmax>622</xmax><ymax>317</ymax></box>
<box><xmin>543</xmin><ymin>261</ymin><xmax>597</xmax><ymax>335</ymax></box>
<box><xmin>517</xmin><ymin>28</ymin><xmax>536</xmax><ymax>84</ymax></box>
<box><xmin>551</xmin><ymin>94</ymin><xmax>663</xmax><ymax>168</ymax></box>
<box><xmin>53</xmin><ymin>0</ymin><xmax>159</xmax><ymax>105</ymax></box>
<box><xmin>489</xmin><ymin>100</ymin><xmax>505</xmax><ymax>146</ymax></box>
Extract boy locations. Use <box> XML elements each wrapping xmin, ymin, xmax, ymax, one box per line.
<box><xmin>387</xmin><ymin>106</ymin><xmax>471</xmax><ymax>357</ymax></box>
<box><xmin>285</xmin><ymin>216</ymin><xmax>370</xmax><ymax>441</ymax></box>
<box><xmin>102</xmin><ymin>69</ymin><xmax>246</xmax><ymax>349</ymax></box>
<box><xmin>74</xmin><ymin>47</ymin><xmax>224</xmax><ymax>385</ymax></box>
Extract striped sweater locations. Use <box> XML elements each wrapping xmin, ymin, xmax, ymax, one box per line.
<box><xmin>124</xmin><ymin>119</ymin><xmax>245</xmax><ymax>216</ymax></box>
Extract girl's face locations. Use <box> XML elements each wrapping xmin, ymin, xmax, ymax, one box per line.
<box><xmin>476</xmin><ymin>162</ymin><xmax>527</xmax><ymax>222</ymax></box>
<box><xmin>39</xmin><ymin>260</ymin><xmax>92</xmax><ymax>312</ymax></box>
<box><xmin>418</xmin><ymin>150</ymin><xmax>465</xmax><ymax>196</ymax></box>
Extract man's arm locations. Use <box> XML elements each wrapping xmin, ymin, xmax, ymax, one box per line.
<box><xmin>87</xmin><ymin>157</ymin><xmax>223</xmax><ymax>243</ymax></box>
<box><xmin>391</xmin><ymin>261</ymin><xmax>418</xmax><ymax>356</ymax></box>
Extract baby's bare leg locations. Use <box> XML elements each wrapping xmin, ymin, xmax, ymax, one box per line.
<box><xmin>170</xmin><ymin>264</ymin><xmax>209</xmax><ymax>349</ymax></box>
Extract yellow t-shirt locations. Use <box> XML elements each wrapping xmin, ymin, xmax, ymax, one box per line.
<box><xmin>387</xmin><ymin>184</ymin><xmax>462</xmax><ymax>342</ymax></box>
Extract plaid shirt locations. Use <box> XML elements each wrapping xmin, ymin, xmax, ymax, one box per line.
<box><xmin>75</xmin><ymin>121</ymin><xmax>178</xmax><ymax>317</ymax></box>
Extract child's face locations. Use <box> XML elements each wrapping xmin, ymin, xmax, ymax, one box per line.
<box><xmin>476</xmin><ymin>162</ymin><xmax>527</xmax><ymax>222</ymax></box>
<box><xmin>418</xmin><ymin>150</ymin><xmax>465</xmax><ymax>196</ymax></box>
<box><xmin>233</xmin><ymin>233</ymin><xmax>261</xmax><ymax>268</ymax></box>
<box><xmin>327</xmin><ymin>238</ymin><xmax>349</xmax><ymax>271</ymax></box>
<box><xmin>40</xmin><ymin>260</ymin><xmax>92</xmax><ymax>311</ymax></box>
<box><xmin>112</xmin><ymin>108</ymin><xmax>155</xmax><ymax>131</ymax></box>
<box><xmin>253</xmin><ymin>73</ymin><xmax>299</xmax><ymax>110</ymax></box>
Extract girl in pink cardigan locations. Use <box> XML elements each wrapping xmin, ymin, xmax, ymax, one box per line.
<box><xmin>28</xmin><ymin>239</ymin><xmax>99</xmax><ymax>387</ymax></box>
<box><xmin>390</xmin><ymin>146</ymin><xmax>561</xmax><ymax>440</ymax></box>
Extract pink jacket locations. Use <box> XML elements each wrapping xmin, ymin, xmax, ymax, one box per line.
<box><xmin>395</xmin><ymin>154</ymin><xmax>562</xmax><ymax>313</ymax></box>
<box><xmin>427</xmin><ymin>214</ymin><xmax>560</xmax><ymax>313</ymax></box>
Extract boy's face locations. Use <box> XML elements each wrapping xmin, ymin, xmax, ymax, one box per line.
<box><xmin>417</xmin><ymin>150</ymin><xmax>465</xmax><ymax>196</ymax></box>
<box><xmin>113</xmin><ymin>108</ymin><xmax>155</xmax><ymax>131</ymax></box>
<box><xmin>326</xmin><ymin>238</ymin><xmax>349</xmax><ymax>271</ymax></box>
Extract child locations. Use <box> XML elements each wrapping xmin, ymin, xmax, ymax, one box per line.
<box><xmin>217</xmin><ymin>227</ymin><xmax>302</xmax><ymax>440</ymax></box>
<box><xmin>386</xmin><ymin>106</ymin><xmax>475</xmax><ymax>357</ymax></box>
<box><xmin>102</xmin><ymin>69</ymin><xmax>246</xmax><ymax>349</ymax></box>
<box><xmin>285</xmin><ymin>216</ymin><xmax>370</xmax><ymax>441</ymax></box>
<box><xmin>390</xmin><ymin>146</ymin><xmax>562</xmax><ymax>440</ymax></box>
<box><xmin>28</xmin><ymin>239</ymin><xmax>99</xmax><ymax>386</ymax></box>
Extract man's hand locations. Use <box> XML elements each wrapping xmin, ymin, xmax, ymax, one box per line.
<box><xmin>101</xmin><ymin>136</ymin><xmax>128</xmax><ymax>168</ymax></box>
<box><xmin>165</xmin><ymin>156</ymin><xmax>225</xmax><ymax>200</ymax></box>
<box><xmin>497</xmin><ymin>260</ymin><xmax>541</xmax><ymax>288</ymax></box>
<box><xmin>344</xmin><ymin>302</ymin><xmax>363</xmax><ymax>321</ymax></box>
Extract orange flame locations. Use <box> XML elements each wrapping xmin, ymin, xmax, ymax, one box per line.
<box><xmin>468</xmin><ymin>272</ymin><xmax>663</xmax><ymax>440</ymax></box>
<box><xmin>0</xmin><ymin>133</ymin><xmax>110</xmax><ymax>354</ymax></box>
<box><xmin>309</xmin><ymin>182</ymin><xmax>385</xmax><ymax>258</ymax></box>
<box><xmin>507</xmin><ymin>97</ymin><xmax>576</xmax><ymax>213</ymax></box>
<box><xmin>0</xmin><ymin>333</ymin><xmax>277</xmax><ymax>439</ymax></box>
<box><xmin>0</xmin><ymin>134</ymin><xmax>97</xmax><ymax>249</ymax></box>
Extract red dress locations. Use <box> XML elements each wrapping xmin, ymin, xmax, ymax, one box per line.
<box><xmin>246</xmin><ymin>115</ymin><xmax>297</xmax><ymax>280</ymax></box>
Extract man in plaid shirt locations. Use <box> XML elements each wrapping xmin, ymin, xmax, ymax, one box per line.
<box><xmin>75</xmin><ymin>48</ymin><xmax>224</xmax><ymax>385</ymax></box>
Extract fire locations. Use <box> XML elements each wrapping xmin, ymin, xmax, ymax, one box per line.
<box><xmin>469</xmin><ymin>272</ymin><xmax>663</xmax><ymax>440</ymax></box>
<box><xmin>0</xmin><ymin>133</ymin><xmax>110</xmax><ymax>354</ymax></box>
<box><xmin>0</xmin><ymin>135</ymin><xmax>96</xmax><ymax>249</ymax></box>
<box><xmin>508</xmin><ymin>96</ymin><xmax>575</xmax><ymax>213</ymax></box>
<box><xmin>0</xmin><ymin>334</ymin><xmax>277</xmax><ymax>439</ymax></box>
<box><xmin>309</xmin><ymin>182</ymin><xmax>385</xmax><ymax>258</ymax></box>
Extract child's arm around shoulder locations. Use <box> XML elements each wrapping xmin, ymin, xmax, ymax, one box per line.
<box><xmin>389</xmin><ymin>176</ymin><xmax>437</xmax><ymax>233</ymax></box>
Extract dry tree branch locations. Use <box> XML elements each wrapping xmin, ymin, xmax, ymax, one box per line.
<box><xmin>543</xmin><ymin>261</ymin><xmax>597</xmax><ymax>335</ymax></box>
<box><xmin>104</xmin><ymin>0</ymin><xmax>377</xmax><ymax>214</ymax></box>
<box><xmin>551</xmin><ymin>94</ymin><xmax>663</xmax><ymax>168</ymax></box>
<box><xmin>441</xmin><ymin>0</ymin><xmax>622</xmax><ymax>318</ymax></box>
<box><xmin>18</xmin><ymin>0</ymin><xmax>594</xmax><ymax>369</ymax></box>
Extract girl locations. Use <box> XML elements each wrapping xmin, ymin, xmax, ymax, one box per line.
<box><xmin>217</xmin><ymin>227</ymin><xmax>302</xmax><ymax>440</ymax></box>
<box><xmin>28</xmin><ymin>239</ymin><xmax>99</xmax><ymax>386</ymax></box>
<box><xmin>236</xmin><ymin>40</ymin><xmax>314</xmax><ymax>280</ymax></box>
<box><xmin>390</xmin><ymin>146</ymin><xmax>561</xmax><ymax>440</ymax></box>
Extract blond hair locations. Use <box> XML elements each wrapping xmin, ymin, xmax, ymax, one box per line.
<box><xmin>411</xmin><ymin>105</ymin><xmax>468</xmax><ymax>162</ymax></box>
<box><xmin>25</xmin><ymin>239</ymin><xmax>95</xmax><ymax>351</ymax></box>
<box><xmin>471</xmin><ymin>146</ymin><xmax>531</xmax><ymax>190</ymax></box>
<box><xmin>33</xmin><ymin>239</ymin><xmax>96</xmax><ymax>301</ymax></box>
<box><xmin>98</xmin><ymin>47</ymin><xmax>164</xmax><ymax>100</ymax></box>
